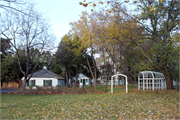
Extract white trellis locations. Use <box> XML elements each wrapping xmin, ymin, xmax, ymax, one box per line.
<box><xmin>138</xmin><ymin>71</ymin><xmax>166</xmax><ymax>90</ymax></box>
<box><xmin>111</xmin><ymin>74</ymin><xmax>128</xmax><ymax>93</ymax></box>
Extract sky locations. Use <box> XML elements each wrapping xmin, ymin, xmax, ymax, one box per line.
<box><xmin>34</xmin><ymin>0</ymin><xmax>92</xmax><ymax>53</ymax></box>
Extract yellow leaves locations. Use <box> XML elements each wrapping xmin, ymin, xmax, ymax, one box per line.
<box><xmin>112</xmin><ymin>8</ymin><xmax>115</xmax><ymax>11</ymax></box>
<box><xmin>159</xmin><ymin>0</ymin><xmax>163</xmax><ymax>3</ymax></box>
<box><xmin>91</xmin><ymin>9</ymin><xmax>93</xmax><ymax>12</ymax></box>
<box><xmin>149</xmin><ymin>6</ymin><xmax>153</xmax><ymax>11</ymax></box>
<box><xmin>149</xmin><ymin>6</ymin><xmax>156</xmax><ymax>14</ymax></box>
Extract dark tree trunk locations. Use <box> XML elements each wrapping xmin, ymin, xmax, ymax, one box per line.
<box><xmin>65</xmin><ymin>68</ymin><xmax>69</xmax><ymax>86</ymax></box>
<box><xmin>75</xmin><ymin>64</ymin><xmax>78</xmax><ymax>86</ymax></box>
<box><xmin>103</xmin><ymin>47</ymin><xmax>107</xmax><ymax>88</ymax></box>
<box><xmin>162</xmin><ymin>68</ymin><xmax>174</xmax><ymax>90</ymax></box>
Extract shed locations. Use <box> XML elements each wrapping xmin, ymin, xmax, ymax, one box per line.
<box><xmin>79</xmin><ymin>76</ymin><xmax>91</xmax><ymax>88</ymax></box>
<box><xmin>138</xmin><ymin>71</ymin><xmax>166</xmax><ymax>90</ymax></box>
<box><xmin>23</xmin><ymin>69</ymin><xmax>65</xmax><ymax>89</ymax></box>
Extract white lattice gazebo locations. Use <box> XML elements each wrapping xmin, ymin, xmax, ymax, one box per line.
<box><xmin>138</xmin><ymin>71</ymin><xmax>166</xmax><ymax>90</ymax></box>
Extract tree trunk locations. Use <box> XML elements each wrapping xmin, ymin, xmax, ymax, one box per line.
<box><xmin>162</xmin><ymin>68</ymin><xmax>174</xmax><ymax>90</ymax></box>
<box><xmin>65</xmin><ymin>68</ymin><xmax>69</xmax><ymax>86</ymax></box>
<box><xmin>75</xmin><ymin>64</ymin><xmax>78</xmax><ymax>87</ymax></box>
<box><xmin>94</xmin><ymin>65</ymin><xmax>97</xmax><ymax>87</ymax></box>
<box><xmin>85</xmin><ymin>52</ymin><xmax>96</xmax><ymax>87</ymax></box>
<box><xmin>22</xmin><ymin>78</ymin><xmax>27</xmax><ymax>90</ymax></box>
<box><xmin>103</xmin><ymin>47</ymin><xmax>107</xmax><ymax>87</ymax></box>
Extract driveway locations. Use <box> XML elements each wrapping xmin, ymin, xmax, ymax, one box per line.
<box><xmin>1</xmin><ymin>89</ymin><xmax>19</xmax><ymax>93</ymax></box>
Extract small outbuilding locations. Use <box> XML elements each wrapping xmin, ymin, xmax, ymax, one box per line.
<box><xmin>138</xmin><ymin>71</ymin><xmax>166</xmax><ymax>90</ymax></box>
<box><xmin>79</xmin><ymin>76</ymin><xmax>91</xmax><ymax>88</ymax></box>
<box><xmin>23</xmin><ymin>69</ymin><xmax>65</xmax><ymax>89</ymax></box>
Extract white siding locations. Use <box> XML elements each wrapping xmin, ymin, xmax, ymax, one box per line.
<box><xmin>79</xmin><ymin>76</ymin><xmax>91</xmax><ymax>88</ymax></box>
<box><xmin>23</xmin><ymin>77</ymin><xmax>58</xmax><ymax>89</ymax></box>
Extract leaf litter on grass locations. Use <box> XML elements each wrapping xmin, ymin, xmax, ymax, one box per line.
<box><xmin>1</xmin><ymin>89</ymin><xmax>179</xmax><ymax>119</ymax></box>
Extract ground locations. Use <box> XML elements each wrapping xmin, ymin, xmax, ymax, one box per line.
<box><xmin>1</xmin><ymin>87</ymin><xmax>179</xmax><ymax>119</ymax></box>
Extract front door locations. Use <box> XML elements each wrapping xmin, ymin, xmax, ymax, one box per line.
<box><xmin>83</xmin><ymin>79</ymin><xmax>85</xmax><ymax>86</ymax></box>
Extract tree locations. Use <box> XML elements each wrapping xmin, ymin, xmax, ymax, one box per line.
<box><xmin>0</xmin><ymin>5</ymin><xmax>55</xmax><ymax>89</ymax></box>
<box><xmin>55</xmin><ymin>35</ymin><xmax>74</xmax><ymax>86</ymax></box>
<box><xmin>87</xmin><ymin>0</ymin><xmax>179</xmax><ymax>89</ymax></box>
<box><xmin>69</xmin><ymin>11</ymin><xmax>100</xmax><ymax>87</ymax></box>
<box><xmin>0</xmin><ymin>0</ymin><xmax>28</xmax><ymax>15</ymax></box>
<box><xmin>1</xmin><ymin>54</ymin><xmax>23</xmax><ymax>82</ymax></box>
<box><xmin>131</xmin><ymin>0</ymin><xmax>179</xmax><ymax>89</ymax></box>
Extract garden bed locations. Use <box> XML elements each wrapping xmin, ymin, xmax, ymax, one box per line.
<box><xmin>1</xmin><ymin>86</ymin><xmax>107</xmax><ymax>95</ymax></box>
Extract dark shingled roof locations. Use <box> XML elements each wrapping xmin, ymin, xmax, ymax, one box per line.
<box><xmin>28</xmin><ymin>69</ymin><xmax>65</xmax><ymax>80</ymax></box>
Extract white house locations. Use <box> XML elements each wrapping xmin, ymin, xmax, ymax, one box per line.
<box><xmin>79</xmin><ymin>76</ymin><xmax>91</xmax><ymax>88</ymax></box>
<box><xmin>23</xmin><ymin>69</ymin><xmax>65</xmax><ymax>89</ymax></box>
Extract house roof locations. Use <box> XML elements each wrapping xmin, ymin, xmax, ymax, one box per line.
<box><xmin>79</xmin><ymin>76</ymin><xmax>91</xmax><ymax>79</ymax></box>
<box><xmin>28</xmin><ymin>69</ymin><xmax>65</xmax><ymax>80</ymax></box>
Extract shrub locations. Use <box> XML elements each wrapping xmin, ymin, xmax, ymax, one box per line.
<box><xmin>63</xmin><ymin>85</ymin><xmax>68</xmax><ymax>88</ymax></box>
<box><xmin>50</xmin><ymin>86</ymin><xmax>54</xmax><ymax>92</ymax></box>
<box><xmin>85</xmin><ymin>85</ymin><xmax>93</xmax><ymax>89</ymax></box>
<box><xmin>29</xmin><ymin>86</ymin><xmax>33</xmax><ymax>91</ymax></box>
<box><xmin>96</xmin><ymin>86</ymin><xmax>107</xmax><ymax>92</ymax></box>
<box><xmin>133</xmin><ymin>84</ymin><xmax>138</xmax><ymax>89</ymax></box>
<box><xmin>128</xmin><ymin>84</ymin><xmax>134</xmax><ymax>90</ymax></box>
<box><xmin>73</xmin><ymin>86</ymin><xmax>78</xmax><ymax>92</ymax></box>
<box><xmin>36</xmin><ymin>86</ymin><xmax>43</xmax><ymax>92</ymax></box>
<box><xmin>55</xmin><ymin>85</ymin><xmax>61</xmax><ymax>89</ymax></box>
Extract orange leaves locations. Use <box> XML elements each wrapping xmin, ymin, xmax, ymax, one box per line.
<box><xmin>83</xmin><ymin>3</ymin><xmax>88</xmax><ymax>7</ymax></box>
<box><xmin>125</xmin><ymin>0</ymin><xmax>130</xmax><ymax>3</ymax></box>
<box><xmin>79</xmin><ymin>2</ymin><xmax>88</xmax><ymax>7</ymax></box>
<box><xmin>99</xmin><ymin>1</ymin><xmax>103</xmax><ymax>5</ymax></box>
<box><xmin>91</xmin><ymin>9</ymin><xmax>93</xmax><ymax>12</ymax></box>
<box><xmin>133</xmin><ymin>1</ymin><xmax>137</xmax><ymax>4</ymax></box>
<box><xmin>152</xmin><ymin>10</ymin><xmax>156</xmax><ymax>14</ymax></box>
<box><xmin>79</xmin><ymin>2</ymin><xmax>83</xmax><ymax>5</ymax></box>
<box><xmin>93</xmin><ymin>4</ymin><xmax>96</xmax><ymax>7</ymax></box>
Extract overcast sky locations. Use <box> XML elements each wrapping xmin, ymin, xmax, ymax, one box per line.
<box><xmin>35</xmin><ymin>1</ymin><xmax>88</xmax><ymax>39</ymax></box>
<box><xmin>32</xmin><ymin>0</ymin><xmax>92</xmax><ymax>53</ymax></box>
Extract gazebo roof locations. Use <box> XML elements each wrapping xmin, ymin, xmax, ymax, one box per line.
<box><xmin>138</xmin><ymin>71</ymin><xmax>165</xmax><ymax>78</ymax></box>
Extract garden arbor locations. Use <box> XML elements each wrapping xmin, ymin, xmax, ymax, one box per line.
<box><xmin>138</xmin><ymin>71</ymin><xmax>166</xmax><ymax>90</ymax></box>
<box><xmin>111</xmin><ymin>74</ymin><xmax>128</xmax><ymax>93</ymax></box>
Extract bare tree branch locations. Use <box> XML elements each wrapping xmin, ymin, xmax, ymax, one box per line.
<box><xmin>0</xmin><ymin>4</ymin><xmax>55</xmax><ymax>89</ymax></box>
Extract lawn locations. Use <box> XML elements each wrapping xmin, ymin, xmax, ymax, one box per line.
<box><xmin>1</xmin><ymin>87</ymin><xmax>179</xmax><ymax>119</ymax></box>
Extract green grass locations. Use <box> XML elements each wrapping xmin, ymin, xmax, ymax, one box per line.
<box><xmin>1</xmin><ymin>88</ymin><xmax>179</xmax><ymax>119</ymax></box>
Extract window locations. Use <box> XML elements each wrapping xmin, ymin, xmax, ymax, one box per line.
<box><xmin>43</xmin><ymin>80</ymin><xmax>52</xmax><ymax>86</ymax></box>
<box><xmin>31</xmin><ymin>80</ymin><xmax>36</xmax><ymax>86</ymax></box>
<box><xmin>27</xmin><ymin>80</ymin><xmax>35</xmax><ymax>87</ymax></box>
